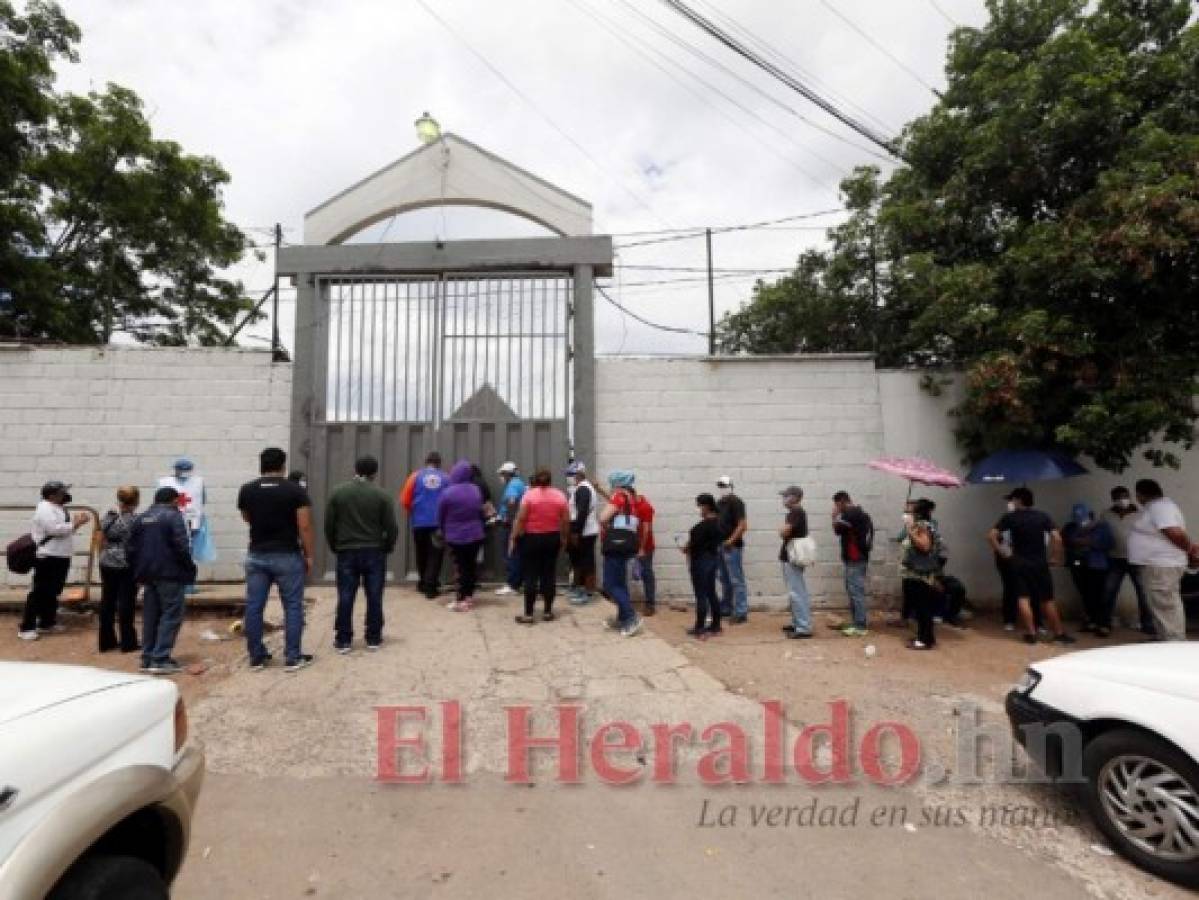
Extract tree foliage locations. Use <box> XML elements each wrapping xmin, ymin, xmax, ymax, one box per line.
<box><xmin>0</xmin><ymin>1</ymin><xmax>254</xmax><ymax>345</ymax></box>
<box><xmin>718</xmin><ymin>0</ymin><xmax>1199</xmax><ymax>471</ymax></box>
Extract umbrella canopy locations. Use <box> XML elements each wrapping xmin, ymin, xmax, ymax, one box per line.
<box><xmin>868</xmin><ymin>457</ymin><xmax>964</xmax><ymax>488</ymax></box>
<box><xmin>965</xmin><ymin>449</ymin><xmax>1088</xmax><ymax>485</ymax></box>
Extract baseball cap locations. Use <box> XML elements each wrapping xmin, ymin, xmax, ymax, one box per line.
<box><xmin>41</xmin><ymin>480</ymin><xmax>70</xmax><ymax>500</ymax></box>
<box><xmin>497</xmin><ymin>461</ymin><xmax>518</xmax><ymax>475</ymax></box>
<box><xmin>565</xmin><ymin>461</ymin><xmax>586</xmax><ymax>476</ymax></box>
<box><xmin>173</xmin><ymin>458</ymin><xmax>195</xmax><ymax>471</ymax></box>
<box><xmin>716</xmin><ymin>476</ymin><xmax>734</xmax><ymax>489</ymax></box>
<box><xmin>779</xmin><ymin>485</ymin><xmax>804</xmax><ymax>499</ymax></box>
<box><xmin>155</xmin><ymin>486</ymin><xmax>180</xmax><ymax>504</ymax></box>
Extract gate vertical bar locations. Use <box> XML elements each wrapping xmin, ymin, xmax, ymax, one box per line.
<box><xmin>572</xmin><ymin>265</ymin><xmax>595</xmax><ymax>470</ymax></box>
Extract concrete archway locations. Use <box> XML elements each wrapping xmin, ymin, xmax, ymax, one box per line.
<box><xmin>304</xmin><ymin>133</ymin><xmax>593</xmax><ymax>245</ymax></box>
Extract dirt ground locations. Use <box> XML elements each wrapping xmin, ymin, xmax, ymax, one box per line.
<box><xmin>645</xmin><ymin>603</ymin><xmax>1191</xmax><ymax>900</ymax></box>
<box><xmin>0</xmin><ymin>605</ymin><xmax>244</xmax><ymax>707</ymax></box>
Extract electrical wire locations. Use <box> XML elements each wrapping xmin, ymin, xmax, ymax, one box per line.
<box><xmin>566</xmin><ymin>0</ymin><xmax>842</xmax><ymax>188</ymax></box>
<box><xmin>927</xmin><ymin>0</ymin><xmax>961</xmax><ymax>28</ymax></box>
<box><xmin>413</xmin><ymin>0</ymin><xmax>675</xmax><ymax>229</ymax></box>
<box><xmin>690</xmin><ymin>0</ymin><xmax>900</xmax><ymax>136</ymax></box>
<box><xmin>596</xmin><ymin>283</ymin><xmax>709</xmax><ymax>336</ymax></box>
<box><xmin>614</xmin><ymin>0</ymin><xmax>893</xmax><ymax>165</ymax></box>
<box><xmin>816</xmin><ymin>0</ymin><xmax>943</xmax><ymax>98</ymax></box>
<box><xmin>655</xmin><ymin>0</ymin><xmax>900</xmax><ymax>159</ymax></box>
<box><xmin>615</xmin><ymin>207</ymin><xmax>845</xmax><ymax>248</ymax></box>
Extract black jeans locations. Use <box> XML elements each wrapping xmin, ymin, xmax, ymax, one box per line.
<box><xmin>1104</xmin><ymin>558</ymin><xmax>1152</xmax><ymax>631</ymax></box>
<box><xmin>450</xmin><ymin>541</ymin><xmax>483</xmax><ymax>601</ymax></box>
<box><xmin>521</xmin><ymin>532</ymin><xmax>561</xmax><ymax>616</ymax></box>
<box><xmin>20</xmin><ymin>555</ymin><xmax>70</xmax><ymax>632</ymax></box>
<box><xmin>335</xmin><ymin>548</ymin><xmax>387</xmax><ymax>646</ymax></box>
<box><xmin>904</xmin><ymin>578</ymin><xmax>937</xmax><ymax>647</ymax></box>
<box><xmin>412</xmin><ymin>526</ymin><xmax>444</xmax><ymax>595</ymax></box>
<box><xmin>690</xmin><ymin>554</ymin><xmax>721</xmax><ymax>631</ymax></box>
<box><xmin>569</xmin><ymin>534</ymin><xmax>597</xmax><ymax>588</ymax></box>
<box><xmin>1071</xmin><ymin>563</ymin><xmax>1110</xmax><ymax>627</ymax></box>
<box><xmin>99</xmin><ymin>565</ymin><xmax>139</xmax><ymax>651</ymax></box>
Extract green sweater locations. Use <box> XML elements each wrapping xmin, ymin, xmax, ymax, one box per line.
<box><xmin>324</xmin><ymin>478</ymin><xmax>399</xmax><ymax>553</ymax></box>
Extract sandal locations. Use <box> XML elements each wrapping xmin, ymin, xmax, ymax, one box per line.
<box><xmin>514</xmin><ymin>615</ymin><xmax>536</xmax><ymax>625</ymax></box>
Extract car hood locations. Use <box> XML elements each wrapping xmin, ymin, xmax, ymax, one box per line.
<box><xmin>0</xmin><ymin>662</ymin><xmax>145</xmax><ymax>725</ymax></box>
<box><xmin>1031</xmin><ymin>643</ymin><xmax>1199</xmax><ymax>702</ymax></box>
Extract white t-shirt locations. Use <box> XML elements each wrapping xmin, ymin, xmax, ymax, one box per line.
<box><xmin>1127</xmin><ymin>498</ymin><xmax>1188</xmax><ymax>568</ymax></box>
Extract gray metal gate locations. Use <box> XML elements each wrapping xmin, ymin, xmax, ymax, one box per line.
<box><xmin>279</xmin><ymin>238</ymin><xmax>610</xmax><ymax>583</ymax></box>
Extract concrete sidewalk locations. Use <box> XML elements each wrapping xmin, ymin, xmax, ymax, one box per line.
<box><xmin>178</xmin><ymin>587</ymin><xmax>1093</xmax><ymax>899</ymax></box>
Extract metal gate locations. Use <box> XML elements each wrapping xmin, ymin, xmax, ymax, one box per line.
<box><xmin>306</xmin><ymin>272</ymin><xmax>574</xmax><ymax>581</ymax></box>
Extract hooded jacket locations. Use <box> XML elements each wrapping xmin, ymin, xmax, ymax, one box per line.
<box><xmin>437</xmin><ymin>461</ymin><xmax>486</xmax><ymax>545</ymax></box>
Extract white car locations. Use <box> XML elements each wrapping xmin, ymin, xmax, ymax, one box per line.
<box><xmin>0</xmin><ymin>663</ymin><xmax>204</xmax><ymax>900</ymax></box>
<box><xmin>1007</xmin><ymin>643</ymin><xmax>1199</xmax><ymax>889</ymax></box>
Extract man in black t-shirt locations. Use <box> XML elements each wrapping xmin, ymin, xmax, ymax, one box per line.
<box><xmin>237</xmin><ymin>446</ymin><xmax>316</xmax><ymax>672</ymax></box>
<box><xmin>988</xmin><ymin>487</ymin><xmax>1075</xmax><ymax>646</ymax></box>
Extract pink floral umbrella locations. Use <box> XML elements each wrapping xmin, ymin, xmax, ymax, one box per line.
<box><xmin>868</xmin><ymin>456</ymin><xmax>964</xmax><ymax>499</ymax></box>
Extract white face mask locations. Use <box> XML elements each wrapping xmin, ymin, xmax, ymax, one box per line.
<box><xmin>1007</xmin><ymin>502</ymin><xmax>1017</xmax><ymax>513</ymax></box>
<box><xmin>718</xmin><ymin>487</ymin><xmax>732</xmax><ymax>498</ymax></box>
<box><xmin>1117</xmin><ymin>498</ymin><xmax>1131</xmax><ymax>509</ymax></box>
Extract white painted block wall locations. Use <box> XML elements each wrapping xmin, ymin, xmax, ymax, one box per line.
<box><xmin>595</xmin><ymin>356</ymin><xmax>892</xmax><ymax>610</ymax></box>
<box><xmin>0</xmin><ymin>347</ymin><xmax>292</xmax><ymax>586</ymax></box>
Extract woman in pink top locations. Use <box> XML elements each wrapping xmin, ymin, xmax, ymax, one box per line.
<box><xmin>510</xmin><ymin>468</ymin><xmax>570</xmax><ymax>624</ymax></box>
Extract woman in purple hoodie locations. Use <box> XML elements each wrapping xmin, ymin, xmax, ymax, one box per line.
<box><xmin>437</xmin><ymin>460</ymin><xmax>486</xmax><ymax>611</ymax></box>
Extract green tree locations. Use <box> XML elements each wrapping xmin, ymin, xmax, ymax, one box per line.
<box><xmin>720</xmin><ymin>0</ymin><xmax>1199</xmax><ymax>471</ymax></box>
<box><xmin>0</xmin><ymin>1</ymin><xmax>255</xmax><ymax>345</ymax></box>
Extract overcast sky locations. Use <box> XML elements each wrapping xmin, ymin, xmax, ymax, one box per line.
<box><xmin>54</xmin><ymin>0</ymin><xmax>988</xmax><ymax>355</ymax></box>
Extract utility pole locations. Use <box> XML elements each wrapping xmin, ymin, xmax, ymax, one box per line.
<box><xmin>271</xmin><ymin>223</ymin><xmax>282</xmax><ymax>358</ymax></box>
<box><xmin>706</xmin><ymin>227</ymin><xmax>716</xmax><ymax>356</ymax></box>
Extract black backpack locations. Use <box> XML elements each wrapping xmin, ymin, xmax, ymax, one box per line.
<box><xmin>5</xmin><ymin>534</ymin><xmax>46</xmax><ymax>575</ymax></box>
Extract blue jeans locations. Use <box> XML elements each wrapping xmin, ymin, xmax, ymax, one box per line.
<box><xmin>718</xmin><ymin>546</ymin><xmax>748</xmax><ymax>617</ymax></box>
<box><xmin>782</xmin><ymin>562</ymin><xmax>811</xmax><ymax>634</ymax></box>
<box><xmin>603</xmin><ymin>554</ymin><xmax>636</xmax><ymax>624</ymax></box>
<box><xmin>335</xmin><ymin>548</ymin><xmax>386</xmax><ymax>646</ymax></box>
<box><xmin>502</xmin><ymin>525</ymin><xmax>523</xmax><ymax>590</ymax></box>
<box><xmin>635</xmin><ymin>552</ymin><xmax>657</xmax><ymax>606</ymax></box>
<box><xmin>244</xmin><ymin>551</ymin><xmax>306</xmax><ymax>662</ymax></box>
<box><xmin>844</xmin><ymin>560</ymin><xmax>869</xmax><ymax>628</ymax></box>
<box><xmin>142</xmin><ymin>579</ymin><xmax>185</xmax><ymax>666</ymax></box>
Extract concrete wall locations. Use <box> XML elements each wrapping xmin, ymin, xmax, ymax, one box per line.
<box><xmin>0</xmin><ymin>347</ymin><xmax>291</xmax><ymax>586</ymax></box>
<box><xmin>595</xmin><ymin>355</ymin><xmax>890</xmax><ymax>608</ymax></box>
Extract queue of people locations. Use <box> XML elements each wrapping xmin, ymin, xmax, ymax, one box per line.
<box><xmin>13</xmin><ymin>455</ymin><xmax>1193</xmax><ymax>675</ymax></box>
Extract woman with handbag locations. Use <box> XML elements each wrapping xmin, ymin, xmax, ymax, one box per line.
<box><xmin>779</xmin><ymin>485</ymin><xmax>814</xmax><ymax>639</ymax></box>
<box><xmin>98</xmin><ymin>486</ymin><xmax>142</xmax><ymax>653</ymax></box>
<box><xmin>900</xmin><ymin>507</ymin><xmax>944</xmax><ymax>650</ymax></box>
<box><xmin>598</xmin><ymin>471</ymin><xmax>644</xmax><ymax>637</ymax></box>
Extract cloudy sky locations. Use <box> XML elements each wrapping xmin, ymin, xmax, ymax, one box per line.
<box><xmin>54</xmin><ymin>0</ymin><xmax>988</xmax><ymax>355</ymax></box>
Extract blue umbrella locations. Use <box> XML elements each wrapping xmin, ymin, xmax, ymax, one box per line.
<box><xmin>965</xmin><ymin>449</ymin><xmax>1088</xmax><ymax>485</ymax></box>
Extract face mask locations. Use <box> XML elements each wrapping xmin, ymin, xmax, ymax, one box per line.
<box><xmin>1007</xmin><ymin>502</ymin><xmax>1017</xmax><ymax>513</ymax></box>
<box><xmin>718</xmin><ymin>487</ymin><xmax>732</xmax><ymax>498</ymax></box>
<box><xmin>1117</xmin><ymin>499</ymin><xmax>1131</xmax><ymax>509</ymax></box>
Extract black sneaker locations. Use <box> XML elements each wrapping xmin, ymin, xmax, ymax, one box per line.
<box><xmin>284</xmin><ymin>654</ymin><xmax>314</xmax><ymax>672</ymax></box>
<box><xmin>249</xmin><ymin>652</ymin><xmax>273</xmax><ymax>672</ymax></box>
<box><xmin>366</xmin><ymin>642</ymin><xmax>382</xmax><ymax>652</ymax></box>
<box><xmin>1022</xmin><ymin>634</ymin><xmax>1037</xmax><ymax>645</ymax></box>
<box><xmin>685</xmin><ymin>627</ymin><xmax>707</xmax><ymax>637</ymax></box>
<box><xmin>731</xmin><ymin>615</ymin><xmax>748</xmax><ymax>625</ymax></box>
<box><xmin>706</xmin><ymin>625</ymin><xmax>724</xmax><ymax>636</ymax></box>
<box><xmin>150</xmin><ymin>659</ymin><xmax>183</xmax><ymax>675</ymax></box>
<box><xmin>787</xmin><ymin>631</ymin><xmax>813</xmax><ymax>640</ymax></box>
<box><xmin>781</xmin><ymin>625</ymin><xmax>796</xmax><ymax>633</ymax></box>
<box><xmin>334</xmin><ymin>643</ymin><xmax>352</xmax><ymax>655</ymax></box>
<box><xmin>1052</xmin><ymin>633</ymin><xmax>1077</xmax><ymax>645</ymax></box>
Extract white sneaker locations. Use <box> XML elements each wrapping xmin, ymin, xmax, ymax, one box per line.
<box><xmin>494</xmin><ymin>585</ymin><xmax>517</xmax><ymax>596</ymax></box>
<box><xmin>17</xmin><ymin>630</ymin><xmax>39</xmax><ymax>641</ymax></box>
<box><xmin>621</xmin><ymin>618</ymin><xmax>644</xmax><ymax>638</ymax></box>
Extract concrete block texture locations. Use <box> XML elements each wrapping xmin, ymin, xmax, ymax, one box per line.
<box><xmin>0</xmin><ymin>347</ymin><xmax>292</xmax><ymax>585</ymax></box>
<box><xmin>596</xmin><ymin>357</ymin><xmax>888</xmax><ymax>611</ymax></box>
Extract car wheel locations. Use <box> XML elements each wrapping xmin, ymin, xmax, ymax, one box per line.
<box><xmin>1083</xmin><ymin>728</ymin><xmax>1199</xmax><ymax>889</ymax></box>
<box><xmin>48</xmin><ymin>855</ymin><xmax>169</xmax><ymax>900</ymax></box>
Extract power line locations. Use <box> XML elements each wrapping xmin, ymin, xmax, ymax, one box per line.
<box><xmin>596</xmin><ymin>283</ymin><xmax>708</xmax><ymax>336</ymax></box>
<box><xmin>655</xmin><ymin>0</ymin><xmax>901</xmax><ymax>159</ymax></box>
<box><xmin>927</xmin><ymin>0</ymin><xmax>961</xmax><ymax>28</ymax></box>
<box><xmin>413</xmin><ymin>0</ymin><xmax>674</xmax><ymax>229</ymax></box>
<box><xmin>617</xmin><ymin>264</ymin><xmax>791</xmax><ymax>274</ymax></box>
<box><xmin>816</xmin><ymin>0</ymin><xmax>943</xmax><ymax>98</ymax></box>
<box><xmin>615</xmin><ymin>207</ymin><xmax>845</xmax><ymax>248</ymax></box>
<box><xmin>565</xmin><ymin>0</ymin><xmax>838</xmax><ymax>190</ymax></box>
<box><xmin>689</xmin><ymin>0</ymin><xmax>900</xmax><ymax>136</ymax></box>
<box><xmin>613</xmin><ymin>0</ymin><xmax>893</xmax><ymax>166</ymax></box>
